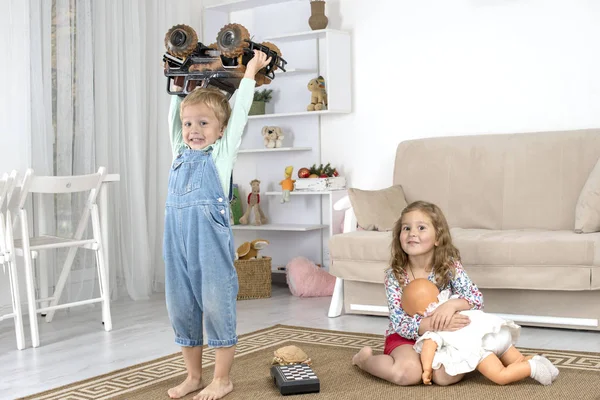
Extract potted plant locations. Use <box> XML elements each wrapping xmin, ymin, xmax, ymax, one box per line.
<box><xmin>250</xmin><ymin>89</ymin><xmax>273</xmax><ymax>115</ymax></box>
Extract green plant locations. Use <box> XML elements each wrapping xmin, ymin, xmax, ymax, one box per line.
<box><xmin>253</xmin><ymin>89</ymin><xmax>273</xmax><ymax>102</ymax></box>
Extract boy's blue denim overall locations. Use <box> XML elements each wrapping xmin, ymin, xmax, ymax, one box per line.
<box><xmin>163</xmin><ymin>149</ymin><xmax>238</xmax><ymax>348</ymax></box>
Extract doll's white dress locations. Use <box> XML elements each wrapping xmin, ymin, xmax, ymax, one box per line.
<box><xmin>413</xmin><ymin>291</ymin><xmax>521</xmax><ymax>376</ymax></box>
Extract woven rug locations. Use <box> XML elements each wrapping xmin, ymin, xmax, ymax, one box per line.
<box><xmin>20</xmin><ymin>324</ymin><xmax>600</xmax><ymax>400</ymax></box>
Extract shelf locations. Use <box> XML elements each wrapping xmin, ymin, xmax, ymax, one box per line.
<box><xmin>265</xmin><ymin>29</ymin><xmax>351</xmax><ymax>42</ymax></box>
<box><xmin>204</xmin><ymin>0</ymin><xmax>296</xmax><ymax>12</ymax></box>
<box><xmin>248</xmin><ymin>110</ymin><xmax>349</xmax><ymax>120</ymax></box>
<box><xmin>265</xmin><ymin>190</ymin><xmax>345</xmax><ymax>195</ymax></box>
<box><xmin>238</xmin><ymin>147</ymin><xmax>311</xmax><ymax>154</ymax></box>
<box><xmin>232</xmin><ymin>223</ymin><xmax>327</xmax><ymax>231</ymax></box>
<box><xmin>274</xmin><ymin>68</ymin><xmax>317</xmax><ymax>77</ymax></box>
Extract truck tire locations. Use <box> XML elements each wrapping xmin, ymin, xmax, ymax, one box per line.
<box><xmin>165</xmin><ymin>24</ymin><xmax>198</xmax><ymax>58</ymax></box>
<box><xmin>260</xmin><ymin>41</ymin><xmax>281</xmax><ymax>71</ymax></box>
<box><xmin>216</xmin><ymin>23</ymin><xmax>250</xmax><ymax>58</ymax></box>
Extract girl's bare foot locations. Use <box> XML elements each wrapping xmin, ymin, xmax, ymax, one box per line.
<box><xmin>168</xmin><ymin>376</ymin><xmax>203</xmax><ymax>399</ymax></box>
<box><xmin>352</xmin><ymin>346</ymin><xmax>373</xmax><ymax>368</ymax></box>
<box><xmin>194</xmin><ymin>377</ymin><xmax>233</xmax><ymax>400</ymax></box>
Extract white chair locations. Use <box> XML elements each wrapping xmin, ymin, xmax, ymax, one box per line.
<box><xmin>0</xmin><ymin>171</ymin><xmax>26</xmax><ymax>350</ymax></box>
<box><xmin>13</xmin><ymin>167</ymin><xmax>112</xmax><ymax>347</ymax></box>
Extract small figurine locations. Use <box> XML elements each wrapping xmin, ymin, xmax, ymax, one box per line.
<box><xmin>307</xmin><ymin>76</ymin><xmax>327</xmax><ymax>111</ymax></box>
<box><xmin>239</xmin><ymin>179</ymin><xmax>268</xmax><ymax>225</ymax></box>
<box><xmin>262</xmin><ymin>126</ymin><xmax>284</xmax><ymax>148</ymax></box>
<box><xmin>279</xmin><ymin>166</ymin><xmax>296</xmax><ymax>203</ymax></box>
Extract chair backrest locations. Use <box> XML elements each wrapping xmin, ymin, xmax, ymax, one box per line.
<box><xmin>17</xmin><ymin>167</ymin><xmax>107</xmax><ymax>211</ymax></box>
<box><xmin>1</xmin><ymin>171</ymin><xmax>18</xmax><ymax>261</ymax></box>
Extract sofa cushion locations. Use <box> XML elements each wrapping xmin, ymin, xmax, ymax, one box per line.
<box><xmin>451</xmin><ymin>228</ymin><xmax>599</xmax><ymax>266</ymax></box>
<box><xmin>329</xmin><ymin>228</ymin><xmax>600</xmax><ymax>290</ymax></box>
<box><xmin>575</xmin><ymin>158</ymin><xmax>600</xmax><ymax>233</ymax></box>
<box><xmin>452</xmin><ymin>228</ymin><xmax>600</xmax><ymax>290</ymax></box>
<box><xmin>329</xmin><ymin>231</ymin><xmax>392</xmax><ymax>283</ymax></box>
<box><xmin>330</xmin><ymin>230</ymin><xmax>393</xmax><ymax>262</ymax></box>
<box><xmin>348</xmin><ymin>185</ymin><xmax>407</xmax><ymax>231</ymax></box>
<box><xmin>393</xmin><ymin>129</ymin><xmax>600</xmax><ymax>231</ymax></box>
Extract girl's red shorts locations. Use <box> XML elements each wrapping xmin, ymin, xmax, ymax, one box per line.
<box><xmin>383</xmin><ymin>333</ymin><xmax>416</xmax><ymax>355</ymax></box>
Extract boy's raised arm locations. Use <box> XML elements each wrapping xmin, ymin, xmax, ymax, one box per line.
<box><xmin>168</xmin><ymin>95</ymin><xmax>185</xmax><ymax>159</ymax></box>
<box><xmin>220</xmin><ymin>78</ymin><xmax>255</xmax><ymax>159</ymax></box>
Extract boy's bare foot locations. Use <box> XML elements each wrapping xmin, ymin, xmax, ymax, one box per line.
<box><xmin>352</xmin><ymin>346</ymin><xmax>373</xmax><ymax>368</ymax></box>
<box><xmin>194</xmin><ymin>377</ymin><xmax>233</xmax><ymax>400</ymax></box>
<box><xmin>168</xmin><ymin>376</ymin><xmax>203</xmax><ymax>399</ymax></box>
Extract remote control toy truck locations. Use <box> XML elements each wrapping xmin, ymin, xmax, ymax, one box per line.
<box><xmin>163</xmin><ymin>23</ymin><xmax>287</xmax><ymax>97</ymax></box>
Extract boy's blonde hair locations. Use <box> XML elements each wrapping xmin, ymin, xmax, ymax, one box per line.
<box><xmin>180</xmin><ymin>88</ymin><xmax>231</xmax><ymax>128</ymax></box>
<box><xmin>390</xmin><ymin>200</ymin><xmax>461</xmax><ymax>288</ymax></box>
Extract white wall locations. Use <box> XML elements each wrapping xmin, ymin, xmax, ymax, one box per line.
<box><xmin>322</xmin><ymin>0</ymin><xmax>600</xmax><ymax>189</ymax></box>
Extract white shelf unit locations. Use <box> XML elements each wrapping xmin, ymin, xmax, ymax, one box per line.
<box><xmin>232</xmin><ymin>223</ymin><xmax>327</xmax><ymax>232</ymax></box>
<box><xmin>238</xmin><ymin>147</ymin><xmax>311</xmax><ymax>153</ymax></box>
<box><xmin>203</xmin><ymin>0</ymin><xmax>351</xmax><ymax>274</ymax></box>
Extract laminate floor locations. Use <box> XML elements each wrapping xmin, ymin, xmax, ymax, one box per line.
<box><xmin>1</xmin><ymin>283</ymin><xmax>600</xmax><ymax>399</ymax></box>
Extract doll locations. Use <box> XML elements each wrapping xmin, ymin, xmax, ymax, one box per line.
<box><xmin>279</xmin><ymin>166</ymin><xmax>295</xmax><ymax>203</ymax></box>
<box><xmin>239</xmin><ymin>179</ymin><xmax>268</xmax><ymax>225</ymax></box>
<box><xmin>402</xmin><ymin>279</ymin><xmax>559</xmax><ymax>386</ymax></box>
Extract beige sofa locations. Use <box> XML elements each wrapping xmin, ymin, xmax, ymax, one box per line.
<box><xmin>328</xmin><ymin>129</ymin><xmax>600</xmax><ymax>331</ymax></box>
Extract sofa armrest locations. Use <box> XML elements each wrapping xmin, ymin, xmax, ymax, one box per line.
<box><xmin>334</xmin><ymin>195</ymin><xmax>357</xmax><ymax>233</ymax></box>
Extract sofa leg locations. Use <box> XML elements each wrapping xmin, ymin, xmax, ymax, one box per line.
<box><xmin>328</xmin><ymin>278</ymin><xmax>344</xmax><ymax>318</ymax></box>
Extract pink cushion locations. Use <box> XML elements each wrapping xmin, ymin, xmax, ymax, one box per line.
<box><xmin>286</xmin><ymin>257</ymin><xmax>336</xmax><ymax>297</ymax></box>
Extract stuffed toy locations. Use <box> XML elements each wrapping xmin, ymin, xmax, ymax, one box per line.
<box><xmin>403</xmin><ymin>279</ymin><xmax>558</xmax><ymax>386</ymax></box>
<box><xmin>279</xmin><ymin>166</ymin><xmax>295</xmax><ymax>203</ymax></box>
<box><xmin>236</xmin><ymin>239</ymin><xmax>269</xmax><ymax>260</ymax></box>
<box><xmin>307</xmin><ymin>76</ymin><xmax>327</xmax><ymax>111</ymax></box>
<box><xmin>272</xmin><ymin>345</ymin><xmax>312</xmax><ymax>366</ymax></box>
<box><xmin>239</xmin><ymin>179</ymin><xmax>268</xmax><ymax>225</ymax></box>
<box><xmin>262</xmin><ymin>126</ymin><xmax>284</xmax><ymax>148</ymax></box>
<box><xmin>285</xmin><ymin>256</ymin><xmax>336</xmax><ymax>298</ymax></box>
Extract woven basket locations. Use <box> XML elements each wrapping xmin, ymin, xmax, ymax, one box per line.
<box><xmin>234</xmin><ymin>256</ymin><xmax>272</xmax><ymax>300</ymax></box>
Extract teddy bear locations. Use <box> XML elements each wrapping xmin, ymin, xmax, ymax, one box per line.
<box><xmin>307</xmin><ymin>76</ymin><xmax>327</xmax><ymax>111</ymax></box>
<box><xmin>262</xmin><ymin>126</ymin><xmax>284</xmax><ymax>148</ymax></box>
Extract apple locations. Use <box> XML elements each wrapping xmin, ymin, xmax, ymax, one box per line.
<box><xmin>298</xmin><ymin>167</ymin><xmax>310</xmax><ymax>178</ymax></box>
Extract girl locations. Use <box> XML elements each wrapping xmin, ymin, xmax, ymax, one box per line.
<box><xmin>352</xmin><ymin>200</ymin><xmax>484</xmax><ymax>386</ymax></box>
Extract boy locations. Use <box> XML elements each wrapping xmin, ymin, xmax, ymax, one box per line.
<box><xmin>164</xmin><ymin>50</ymin><xmax>271</xmax><ymax>400</ymax></box>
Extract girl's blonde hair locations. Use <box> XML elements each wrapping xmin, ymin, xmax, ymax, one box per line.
<box><xmin>180</xmin><ymin>88</ymin><xmax>231</xmax><ymax>128</ymax></box>
<box><xmin>390</xmin><ymin>200</ymin><xmax>460</xmax><ymax>288</ymax></box>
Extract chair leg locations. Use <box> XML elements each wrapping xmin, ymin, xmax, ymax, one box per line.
<box><xmin>46</xmin><ymin>206</ymin><xmax>91</xmax><ymax>323</ymax></box>
<box><xmin>44</xmin><ymin>245</ymin><xmax>77</xmax><ymax>323</ymax></box>
<box><xmin>7</xmin><ymin>259</ymin><xmax>25</xmax><ymax>350</ymax></box>
<box><xmin>328</xmin><ymin>277</ymin><xmax>344</xmax><ymax>318</ymax></box>
<box><xmin>20</xmin><ymin>209</ymin><xmax>40</xmax><ymax>347</ymax></box>
<box><xmin>91</xmin><ymin>204</ymin><xmax>111</xmax><ymax>331</ymax></box>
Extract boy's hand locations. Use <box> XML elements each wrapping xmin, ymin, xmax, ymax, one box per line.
<box><xmin>244</xmin><ymin>49</ymin><xmax>272</xmax><ymax>80</ymax></box>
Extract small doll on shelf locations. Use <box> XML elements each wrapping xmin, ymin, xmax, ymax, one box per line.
<box><xmin>403</xmin><ymin>279</ymin><xmax>559</xmax><ymax>386</ymax></box>
<box><xmin>279</xmin><ymin>166</ymin><xmax>295</xmax><ymax>203</ymax></box>
<box><xmin>239</xmin><ymin>179</ymin><xmax>268</xmax><ymax>225</ymax></box>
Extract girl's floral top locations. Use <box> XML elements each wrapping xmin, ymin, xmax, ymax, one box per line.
<box><xmin>385</xmin><ymin>261</ymin><xmax>483</xmax><ymax>340</ymax></box>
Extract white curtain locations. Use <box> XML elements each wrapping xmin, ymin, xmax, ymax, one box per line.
<box><xmin>93</xmin><ymin>0</ymin><xmax>203</xmax><ymax>299</ymax></box>
<box><xmin>22</xmin><ymin>0</ymin><xmax>203</xmax><ymax>305</ymax></box>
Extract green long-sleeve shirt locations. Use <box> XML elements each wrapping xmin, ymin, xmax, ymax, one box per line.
<box><xmin>168</xmin><ymin>78</ymin><xmax>255</xmax><ymax>198</ymax></box>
